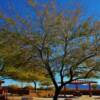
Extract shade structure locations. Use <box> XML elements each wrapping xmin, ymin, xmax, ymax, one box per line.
<box><xmin>70</xmin><ymin>80</ymin><xmax>97</xmax><ymax>97</ymax></box>
<box><xmin>59</xmin><ymin>80</ymin><xmax>97</xmax><ymax>97</ymax></box>
<box><xmin>70</xmin><ymin>80</ymin><xmax>97</xmax><ymax>84</ymax></box>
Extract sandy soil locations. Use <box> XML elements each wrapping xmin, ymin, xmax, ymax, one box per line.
<box><xmin>8</xmin><ymin>95</ymin><xmax>100</xmax><ymax>100</ymax></box>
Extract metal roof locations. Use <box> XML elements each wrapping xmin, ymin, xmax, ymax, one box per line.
<box><xmin>70</xmin><ymin>80</ymin><xmax>97</xmax><ymax>84</ymax></box>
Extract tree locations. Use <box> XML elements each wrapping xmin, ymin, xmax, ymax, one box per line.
<box><xmin>0</xmin><ymin>65</ymin><xmax>48</xmax><ymax>93</ymax></box>
<box><xmin>0</xmin><ymin>1</ymin><xmax>100</xmax><ymax>100</ymax></box>
<box><xmin>26</xmin><ymin>1</ymin><xmax>100</xmax><ymax>100</ymax></box>
<box><xmin>40</xmin><ymin>78</ymin><xmax>52</xmax><ymax>89</ymax></box>
<box><xmin>0</xmin><ymin>29</ymin><xmax>50</xmax><ymax>93</ymax></box>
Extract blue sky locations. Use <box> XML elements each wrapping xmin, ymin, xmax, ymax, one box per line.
<box><xmin>0</xmin><ymin>0</ymin><xmax>100</xmax><ymax>86</ymax></box>
<box><xmin>0</xmin><ymin>0</ymin><xmax>100</xmax><ymax>19</ymax></box>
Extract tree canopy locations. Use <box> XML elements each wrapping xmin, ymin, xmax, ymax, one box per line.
<box><xmin>0</xmin><ymin>1</ymin><xmax>100</xmax><ymax>100</ymax></box>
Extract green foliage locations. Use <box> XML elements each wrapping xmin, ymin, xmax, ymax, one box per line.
<box><xmin>8</xmin><ymin>84</ymin><xmax>20</xmax><ymax>89</ymax></box>
<box><xmin>40</xmin><ymin>78</ymin><xmax>52</xmax><ymax>86</ymax></box>
<box><xmin>0</xmin><ymin>2</ymin><xmax>100</xmax><ymax>99</ymax></box>
<box><xmin>0</xmin><ymin>29</ymin><xmax>49</xmax><ymax>84</ymax></box>
<box><xmin>23</xmin><ymin>85</ymin><xmax>34</xmax><ymax>90</ymax></box>
<box><xmin>92</xmin><ymin>84</ymin><xmax>98</xmax><ymax>90</ymax></box>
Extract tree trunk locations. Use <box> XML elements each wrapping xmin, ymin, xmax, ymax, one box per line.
<box><xmin>53</xmin><ymin>88</ymin><xmax>61</xmax><ymax>100</ymax></box>
<box><xmin>33</xmin><ymin>81</ymin><xmax>37</xmax><ymax>93</ymax></box>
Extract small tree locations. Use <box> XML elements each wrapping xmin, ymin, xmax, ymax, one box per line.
<box><xmin>40</xmin><ymin>78</ymin><xmax>52</xmax><ymax>90</ymax></box>
<box><xmin>1</xmin><ymin>65</ymin><xmax>48</xmax><ymax>93</ymax></box>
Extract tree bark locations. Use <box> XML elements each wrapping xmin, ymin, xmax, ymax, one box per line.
<box><xmin>53</xmin><ymin>88</ymin><xmax>61</xmax><ymax>100</ymax></box>
<box><xmin>33</xmin><ymin>81</ymin><xmax>37</xmax><ymax>93</ymax></box>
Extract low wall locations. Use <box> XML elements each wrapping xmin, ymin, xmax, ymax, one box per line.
<box><xmin>61</xmin><ymin>89</ymin><xmax>100</xmax><ymax>95</ymax></box>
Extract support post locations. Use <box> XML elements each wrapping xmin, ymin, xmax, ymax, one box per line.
<box><xmin>89</xmin><ymin>82</ymin><xmax>92</xmax><ymax>97</ymax></box>
<box><xmin>75</xmin><ymin>83</ymin><xmax>78</xmax><ymax>91</ymax></box>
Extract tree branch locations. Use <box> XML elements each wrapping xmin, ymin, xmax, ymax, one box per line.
<box><xmin>35</xmin><ymin>36</ymin><xmax>59</xmax><ymax>90</ymax></box>
<box><xmin>0</xmin><ymin>59</ymin><xmax>5</xmax><ymax>72</ymax></box>
<box><xmin>61</xmin><ymin>67</ymin><xmax>73</xmax><ymax>87</ymax></box>
<box><xmin>71</xmin><ymin>53</ymin><xmax>97</xmax><ymax>68</ymax></box>
<box><xmin>60</xmin><ymin>37</ymin><xmax>68</xmax><ymax>84</ymax></box>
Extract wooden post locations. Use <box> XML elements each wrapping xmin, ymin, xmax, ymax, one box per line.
<box><xmin>89</xmin><ymin>82</ymin><xmax>92</xmax><ymax>97</ymax></box>
<box><xmin>75</xmin><ymin>83</ymin><xmax>78</xmax><ymax>91</ymax></box>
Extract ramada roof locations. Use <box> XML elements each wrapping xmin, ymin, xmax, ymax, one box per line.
<box><xmin>58</xmin><ymin>80</ymin><xmax>97</xmax><ymax>85</ymax></box>
<box><xmin>70</xmin><ymin>80</ymin><xmax>97</xmax><ymax>84</ymax></box>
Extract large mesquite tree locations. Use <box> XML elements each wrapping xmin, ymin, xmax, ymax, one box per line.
<box><xmin>0</xmin><ymin>1</ymin><xmax>100</xmax><ymax>100</ymax></box>
<box><xmin>27</xmin><ymin>1</ymin><xmax>100</xmax><ymax>100</ymax></box>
